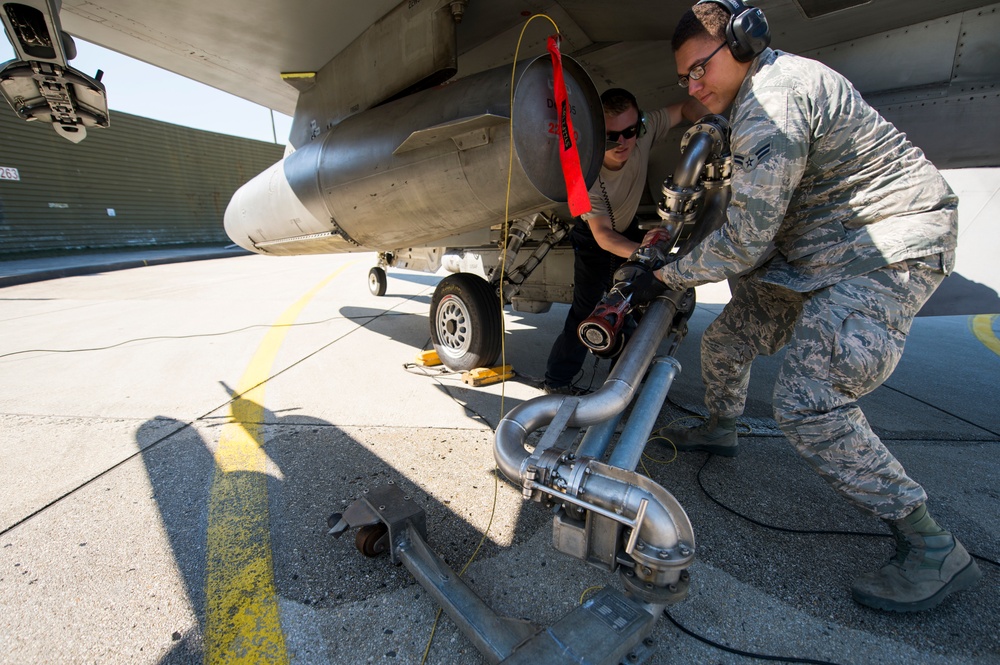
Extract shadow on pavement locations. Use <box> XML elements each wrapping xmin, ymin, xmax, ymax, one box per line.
<box><xmin>138</xmin><ymin>390</ymin><xmax>550</xmax><ymax>663</ymax></box>
<box><xmin>920</xmin><ymin>271</ymin><xmax>1000</xmax><ymax>316</ymax></box>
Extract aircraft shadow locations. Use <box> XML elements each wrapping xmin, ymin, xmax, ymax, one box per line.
<box><xmin>918</xmin><ymin>271</ymin><xmax>1000</xmax><ymax>316</ymax></box>
<box><xmin>339</xmin><ymin>306</ymin><xmax>431</xmax><ymax>350</ymax></box>
<box><xmin>338</xmin><ymin>303</ymin><xmax>615</xmax><ymax>396</ymax></box>
<box><xmin>139</xmin><ymin>394</ymin><xmax>551</xmax><ymax>663</ymax></box>
<box><xmin>136</xmin><ymin>332</ymin><xmax>999</xmax><ymax>663</ymax></box>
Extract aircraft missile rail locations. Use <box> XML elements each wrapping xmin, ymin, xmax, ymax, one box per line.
<box><xmin>490</xmin><ymin>212</ymin><xmax>572</xmax><ymax>300</ymax></box>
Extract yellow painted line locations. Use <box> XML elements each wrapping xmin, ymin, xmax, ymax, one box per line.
<box><xmin>205</xmin><ymin>262</ymin><xmax>356</xmax><ymax>663</ymax></box>
<box><xmin>971</xmin><ymin>314</ymin><xmax>1000</xmax><ymax>358</ymax></box>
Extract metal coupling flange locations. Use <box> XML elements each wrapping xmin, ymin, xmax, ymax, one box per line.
<box><xmin>701</xmin><ymin>155</ymin><xmax>733</xmax><ymax>189</ymax></box>
<box><xmin>657</xmin><ymin>176</ymin><xmax>704</xmax><ymax>224</ymax></box>
<box><xmin>680</xmin><ymin>114</ymin><xmax>730</xmax><ymax>157</ymax></box>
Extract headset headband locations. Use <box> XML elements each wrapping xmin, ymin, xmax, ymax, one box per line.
<box><xmin>695</xmin><ymin>0</ymin><xmax>771</xmax><ymax>63</ymax></box>
<box><xmin>699</xmin><ymin>0</ymin><xmax>745</xmax><ymax>14</ymax></box>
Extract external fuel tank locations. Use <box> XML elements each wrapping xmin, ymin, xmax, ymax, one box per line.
<box><xmin>224</xmin><ymin>55</ymin><xmax>603</xmax><ymax>256</ymax></box>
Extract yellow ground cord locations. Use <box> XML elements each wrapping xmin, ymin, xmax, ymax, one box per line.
<box><xmin>421</xmin><ymin>14</ymin><xmax>561</xmax><ymax>664</ymax></box>
<box><xmin>971</xmin><ymin>314</ymin><xmax>1000</xmax><ymax>358</ymax></box>
<box><xmin>205</xmin><ymin>262</ymin><xmax>354</xmax><ymax>663</ymax></box>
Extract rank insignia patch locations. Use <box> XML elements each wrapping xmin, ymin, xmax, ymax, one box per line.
<box><xmin>733</xmin><ymin>142</ymin><xmax>772</xmax><ymax>172</ymax></box>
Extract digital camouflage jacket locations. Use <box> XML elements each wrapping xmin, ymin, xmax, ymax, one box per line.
<box><xmin>659</xmin><ymin>48</ymin><xmax>958</xmax><ymax>293</ymax></box>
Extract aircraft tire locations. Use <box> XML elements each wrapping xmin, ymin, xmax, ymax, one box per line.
<box><xmin>368</xmin><ymin>266</ymin><xmax>388</xmax><ymax>296</ymax></box>
<box><xmin>429</xmin><ymin>273</ymin><xmax>501</xmax><ymax>372</ymax></box>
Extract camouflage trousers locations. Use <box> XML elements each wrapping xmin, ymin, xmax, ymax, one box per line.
<box><xmin>701</xmin><ymin>256</ymin><xmax>946</xmax><ymax>520</ymax></box>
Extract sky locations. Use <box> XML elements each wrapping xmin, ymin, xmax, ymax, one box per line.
<box><xmin>0</xmin><ymin>37</ymin><xmax>293</xmax><ymax>144</ymax></box>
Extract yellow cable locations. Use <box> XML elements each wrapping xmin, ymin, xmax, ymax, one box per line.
<box><xmin>638</xmin><ymin>415</ymin><xmax>752</xmax><ymax>477</ymax></box>
<box><xmin>579</xmin><ymin>585</ymin><xmax>603</xmax><ymax>605</ymax></box>
<box><xmin>639</xmin><ymin>436</ymin><xmax>679</xmax><ymax>477</ymax></box>
<box><xmin>500</xmin><ymin>11</ymin><xmax>561</xmax><ymax>413</ymax></box>
<box><xmin>421</xmin><ymin>14</ymin><xmax>561</xmax><ymax>664</ymax></box>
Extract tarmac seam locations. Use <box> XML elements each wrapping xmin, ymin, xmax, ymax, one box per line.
<box><xmin>881</xmin><ymin>382</ymin><xmax>1000</xmax><ymax>438</ymax></box>
<box><xmin>0</xmin><ymin>418</ymin><xmax>197</xmax><ymax>538</ymax></box>
<box><xmin>0</xmin><ymin>271</ymin><xmax>444</xmax><ymax>538</ymax></box>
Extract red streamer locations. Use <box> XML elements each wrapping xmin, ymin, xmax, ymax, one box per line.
<box><xmin>547</xmin><ymin>35</ymin><xmax>592</xmax><ymax>217</ymax></box>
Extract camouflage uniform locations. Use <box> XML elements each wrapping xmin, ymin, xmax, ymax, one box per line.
<box><xmin>656</xmin><ymin>49</ymin><xmax>958</xmax><ymax>520</ymax></box>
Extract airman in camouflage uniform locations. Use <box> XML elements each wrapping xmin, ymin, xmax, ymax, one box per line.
<box><xmin>652</xmin><ymin>2</ymin><xmax>981</xmax><ymax>612</ymax></box>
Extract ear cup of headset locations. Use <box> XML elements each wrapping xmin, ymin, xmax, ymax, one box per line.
<box><xmin>728</xmin><ymin>5</ymin><xmax>770</xmax><ymax>61</ymax></box>
<box><xmin>696</xmin><ymin>0</ymin><xmax>771</xmax><ymax>63</ymax></box>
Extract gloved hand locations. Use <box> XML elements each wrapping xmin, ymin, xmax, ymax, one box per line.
<box><xmin>613</xmin><ymin>260</ymin><xmax>647</xmax><ymax>284</ymax></box>
<box><xmin>628</xmin><ymin>268</ymin><xmax>667</xmax><ymax>303</ymax></box>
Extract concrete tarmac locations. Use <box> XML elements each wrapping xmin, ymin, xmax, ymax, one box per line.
<box><xmin>0</xmin><ymin>249</ymin><xmax>997</xmax><ymax>664</ymax></box>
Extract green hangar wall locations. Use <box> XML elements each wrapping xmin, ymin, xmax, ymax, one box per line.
<box><xmin>0</xmin><ymin>109</ymin><xmax>284</xmax><ymax>257</ymax></box>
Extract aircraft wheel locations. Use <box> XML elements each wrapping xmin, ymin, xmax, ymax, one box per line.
<box><xmin>368</xmin><ymin>267</ymin><xmax>388</xmax><ymax>296</ymax></box>
<box><xmin>430</xmin><ymin>273</ymin><xmax>501</xmax><ymax>372</ymax></box>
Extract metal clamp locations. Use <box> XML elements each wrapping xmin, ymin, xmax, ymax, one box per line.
<box><xmin>524</xmin><ymin>479</ymin><xmax>650</xmax><ymax>537</ymax></box>
<box><xmin>657</xmin><ymin>177</ymin><xmax>704</xmax><ymax>226</ymax></box>
<box><xmin>701</xmin><ymin>155</ymin><xmax>733</xmax><ymax>189</ymax></box>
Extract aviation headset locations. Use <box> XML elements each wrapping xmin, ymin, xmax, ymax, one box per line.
<box><xmin>601</xmin><ymin>87</ymin><xmax>647</xmax><ymax>139</ymax></box>
<box><xmin>695</xmin><ymin>0</ymin><xmax>771</xmax><ymax>63</ymax></box>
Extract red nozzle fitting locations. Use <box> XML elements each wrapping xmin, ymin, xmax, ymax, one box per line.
<box><xmin>578</xmin><ymin>291</ymin><xmax>630</xmax><ymax>353</ymax></box>
<box><xmin>641</xmin><ymin>227</ymin><xmax>673</xmax><ymax>249</ymax></box>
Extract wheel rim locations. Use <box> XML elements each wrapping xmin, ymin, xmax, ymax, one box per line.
<box><xmin>368</xmin><ymin>273</ymin><xmax>379</xmax><ymax>290</ymax></box>
<box><xmin>355</xmin><ymin>523</ymin><xmax>388</xmax><ymax>557</ymax></box>
<box><xmin>436</xmin><ymin>294</ymin><xmax>472</xmax><ymax>358</ymax></box>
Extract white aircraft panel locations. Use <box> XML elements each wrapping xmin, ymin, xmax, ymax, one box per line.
<box><xmin>803</xmin><ymin>16</ymin><xmax>959</xmax><ymax>93</ymax></box>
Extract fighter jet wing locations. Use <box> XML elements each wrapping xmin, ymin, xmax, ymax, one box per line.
<box><xmin>3</xmin><ymin>0</ymin><xmax>999</xmax><ymax>166</ymax></box>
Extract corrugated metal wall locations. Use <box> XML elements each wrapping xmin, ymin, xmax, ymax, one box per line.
<box><xmin>0</xmin><ymin>109</ymin><xmax>284</xmax><ymax>257</ymax></box>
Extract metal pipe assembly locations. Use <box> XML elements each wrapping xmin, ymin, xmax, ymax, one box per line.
<box><xmin>494</xmin><ymin>293</ymin><xmax>679</xmax><ymax>482</ymax></box>
<box><xmin>331</xmin><ymin>114</ymin><xmax>733</xmax><ymax>665</ymax></box>
<box><xmin>490</xmin><ymin>111</ymin><xmax>732</xmax><ymax>638</ymax></box>
<box><xmin>608</xmin><ymin>356</ymin><xmax>682</xmax><ymax>471</ymax></box>
<box><xmin>494</xmin><ymin>289</ymin><xmax>697</xmax><ymax>597</ymax></box>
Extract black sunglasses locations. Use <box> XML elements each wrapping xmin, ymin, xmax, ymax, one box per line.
<box><xmin>606</xmin><ymin>122</ymin><xmax>641</xmax><ymax>143</ymax></box>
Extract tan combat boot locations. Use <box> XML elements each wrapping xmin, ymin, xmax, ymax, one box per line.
<box><xmin>667</xmin><ymin>414</ymin><xmax>738</xmax><ymax>457</ymax></box>
<box><xmin>851</xmin><ymin>504</ymin><xmax>982</xmax><ymax>612</ymax></box>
